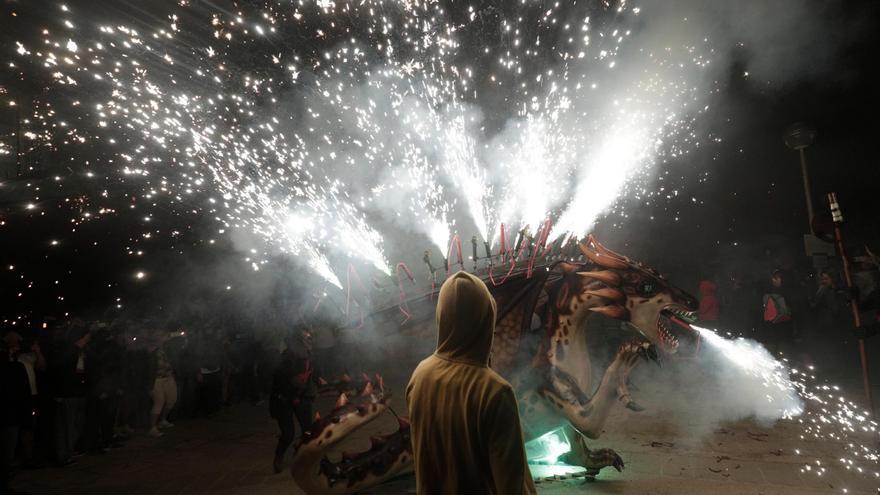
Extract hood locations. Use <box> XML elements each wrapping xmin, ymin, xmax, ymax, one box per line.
<box><xmin>699</xmin><ymin>280</ymin><xmax>718</xmax><ymax>297</ymax></box>
<box><xmin>434</xmin><ymin>271</ymin><xmax>497</xmax><ymax>367</ymax></box>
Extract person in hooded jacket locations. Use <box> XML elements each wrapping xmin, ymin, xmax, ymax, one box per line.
<box><xmin>406</xmin><ymin>271</ymin><xmax>536</xmax><ymax>495</ymax></box>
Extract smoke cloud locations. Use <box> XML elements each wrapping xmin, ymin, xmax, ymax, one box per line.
<box><xmin>624</xmin><ymin>325</ymin><xmax>803</xmax><ymax>441</ymax></box>
<box><xmin>632</xmin><ymin>0</ymin><xmax>867</xmax><ymax>88</ymax></box>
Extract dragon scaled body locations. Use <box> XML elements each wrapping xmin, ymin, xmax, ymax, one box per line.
<box><xmin>290</xmin><ymin>236</ymin><xmax>698</xmax><ymax>492</ymax></box>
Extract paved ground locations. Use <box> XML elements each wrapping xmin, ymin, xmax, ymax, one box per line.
<box><xmin>13</xmin><ymin>375</ymin><xmax>880</xmax><ymax>495</ymax></box>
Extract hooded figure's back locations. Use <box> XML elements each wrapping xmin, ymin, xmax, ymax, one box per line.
<box><xmin>406</xmin><ymin>271</ymin><xmax>536</xmax><ymax>495</ymax></box>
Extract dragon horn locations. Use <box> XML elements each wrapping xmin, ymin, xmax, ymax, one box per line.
<box><xmin>361</xmin><ymin>381</ymin><xmax>374</xmax><ymax>397</ymax></box>
<box><xmin>335</xmin><ymin>393</ymin><xmax>349</xmax><ymax>409</ymax></box>
<box><xmin>375</xmin><ymin>373</ymin><xmax>385</xmax><ymax>393</ymax></box>
<box><xmin>584</xmin><ymin>288</ymin><xmax>626</xmax><ymax>302</ymax></box>
<box><xmin>576</xmin><ymin>270</ymin><xmax>621</xmax><ymax>286</ymax></box>
<box><xmin>588</xmin><ymin>305</ymin><xmax>630</xmax><ymax>320</ymax></box>
<box><xmin>580</xmin><ymin>241</ymin><xmax>628</xmax><ymax>269</ymax></box>
<box><xmin>587</xmin><ymin>235</ymin><xmax>628</xmax><ymax>261</ymax></box>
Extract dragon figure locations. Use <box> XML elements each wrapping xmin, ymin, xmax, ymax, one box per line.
<box><xmin>290</xmin><ymin>236</ymin><xmax>699</xmax><ymax>494</ymax></box>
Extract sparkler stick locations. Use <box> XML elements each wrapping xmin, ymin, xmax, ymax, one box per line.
<box><xmin>499</xmin><ymin>224</ymin><xmax>509</xmax><ymax>264</ymax></box>
<box><xmin>471</xmin><ymin>235</ymin><xmax>478</xmax><ymax>271</ymax></box>
<box><xmin>828</xmin><ymin>192</ymin><xmax>874</xmax><ymax>412</ymax></box>
<box><xmin>527</xmin><ymin>220</ymin><xmax>551</xmax><ymax>278</ymax></box>
<box><xmin>514</xmin><ymin>227</ymin><xmax>527</xmax><ymax>259</ymax></box>
<box><xmin>422</xmin><ymin>250</ymin><xmax>436</xmax><ymax>277</ymax></box>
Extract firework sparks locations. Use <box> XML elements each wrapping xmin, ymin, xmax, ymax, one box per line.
<box><xmin>8</xmin><ymin>1</ymin><xmax>715</xmax><ymax>288</ymax></box>
<box><xmin>694</xmin><ymin>325</ymin><xmax>803</xmax><ymax>418</ymax></box>
<box><xmin>694</xmin><ymin>325</ymin><xmax>880</xmax><ymax>492</ymax></box>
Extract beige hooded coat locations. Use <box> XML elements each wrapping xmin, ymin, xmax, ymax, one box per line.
<box><xmin>406</xmin><ymin>271</ymin><xmax>537</xmax><ymax>495</ymax></box>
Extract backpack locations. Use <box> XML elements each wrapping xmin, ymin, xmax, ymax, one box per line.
<box><xmin>763</xmin><ymin>293</ymin><xmax>792</xmax><ymax>323</ymax></box>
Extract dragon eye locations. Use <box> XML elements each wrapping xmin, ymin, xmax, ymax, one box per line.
<box><xmin>638</xmin><ymin>283</ymin><xmax>656</xmax><ymax>296</ymax></box>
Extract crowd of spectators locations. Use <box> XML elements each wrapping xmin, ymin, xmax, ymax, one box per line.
<box><xmin>3</xmin><ymin>252</ymin><xmax>879</xmax><ymax>494</ymax></box>
<box><xmin>697</xmin><ymin>252</ymin><xmax>880</xmax><ymax>366</ymax></box>
<box><xmin>1</xmin><ymin>319</ymin><xmax>292</xmax><ymax>494</ymax></box>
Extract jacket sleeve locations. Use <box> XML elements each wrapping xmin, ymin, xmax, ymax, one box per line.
<box><xmin>485</xmin><ymin>386</ymin><xmax>537</xmax><ymax>495</ymax></box>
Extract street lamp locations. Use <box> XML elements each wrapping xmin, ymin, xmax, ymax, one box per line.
<box><xmin>783</xmin><ymin>122</ymin><xmax>817</xmax><ymax>232</ymax></box>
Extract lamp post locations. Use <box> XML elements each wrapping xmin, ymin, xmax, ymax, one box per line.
<box><xmin>783</xmin><ymin>122</ymin><xmax>817</xmax><ymax>232</ymax></box>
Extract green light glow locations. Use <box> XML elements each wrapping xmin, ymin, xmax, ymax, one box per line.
<box><xmin>528</xmin><ymin>463</ymin><xmax>587</xmax><ymax>479</ymax></box>
<box><xmin>524</xmin><ymin>426</ymin><xmax>572</xmax><ymax>464</ymax></box>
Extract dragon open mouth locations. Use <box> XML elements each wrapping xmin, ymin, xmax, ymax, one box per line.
<box><xmin>657</xmin><ymin>306</ymin><xmax>697</xmax><ymax>352</ymax></box>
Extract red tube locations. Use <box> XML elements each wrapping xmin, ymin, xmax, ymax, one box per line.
<box><xmin>527</xmin><ymin>219</ymin><xmax>552</xmax><ymax>278</ymax></box>
<box><xmin>445</xmin><ymin>234</ymin><xmax>464</xmax><ymax>275</ymax></box>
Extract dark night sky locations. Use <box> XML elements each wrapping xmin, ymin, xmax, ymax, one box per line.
<box><xmin>1</xmin><ymin>0</ymin><xmax>879</xmax><ymax>326</ymax></box>
<box><xmin>616</xmin><ymin>0</ymin><xmax>880</xmax><ymax>280</ymax></box>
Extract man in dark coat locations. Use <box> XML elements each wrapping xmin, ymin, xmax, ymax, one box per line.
<box><xmin>50</xmin><ymin>323</ymin><xmax>90</xmax><ymax>465</ymax></box>
<box><xmin>269</xmin><ymin>328</ymin><xmax>321</xmax><ymax>473</ymax></box>
<box><xmin>2</xmin><ymin>332</ymin><xmax>31</xmax><ymax>494</ymax></box>
<box><xmin>85</xmin><ymin>328</ymin><xmax>123</xmax><ymax>451</ymax></box>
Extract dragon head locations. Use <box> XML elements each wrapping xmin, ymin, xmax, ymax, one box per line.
<box><xmin>577</xmin><ymin>235</ymin><xmax>699</xmax><ymax>353</ymax></box>
<box><xmin>289</xmin><ymin>375</ymin><xmax>413</xmax><ymax>495</ymax></box>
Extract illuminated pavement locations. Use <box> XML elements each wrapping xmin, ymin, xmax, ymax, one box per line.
<box><xmin>536</xmin><ymin>405</ymin><xmax>878</xmax><ymax>495</ymax></box>
<box><xmin>12</xmin><ymin>382</ymin><xmax>879</xmax><ymax>495</ymax></box>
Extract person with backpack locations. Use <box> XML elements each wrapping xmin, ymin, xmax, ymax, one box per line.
<box><xmin>760</xmin><ymin>269</ymin><xmax>799</xmax><ymax>353</ymax></box>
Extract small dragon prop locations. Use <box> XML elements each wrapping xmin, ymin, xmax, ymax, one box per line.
<box><xmin>289</xmin><ymin>236</ymin><xmax>698</xmax><ymax>493</ymax></box>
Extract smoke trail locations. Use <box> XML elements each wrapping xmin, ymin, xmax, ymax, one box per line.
<box><xmin>693</xmin><ymin>325</ymin><xmax>803</xmax><ymax>419</ymax></box>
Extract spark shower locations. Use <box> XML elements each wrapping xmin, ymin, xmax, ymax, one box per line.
<box><xmin>11</xmin><ymin>0</ymin><xmax>710</xmax><ymax>287</ymax></box>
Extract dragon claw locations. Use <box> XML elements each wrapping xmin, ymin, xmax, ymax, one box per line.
<box><xmin>582</xmin><ymin>447</ymin><xmax>625</xmax><ymax>473</ymax></box>
<box><xmin>646</xmin><ymin>344</ymin><xmax>661</xmax><ymax>366</ymax></box>
<box><xmin>625</xmin><ymin>401</ymin><xmax>645</xmax><ymax>412</ymax></box>
<box><xmin>632</xmin><ymin>342</ymin><xmax>660</xmax><ymax>366</ymax></box>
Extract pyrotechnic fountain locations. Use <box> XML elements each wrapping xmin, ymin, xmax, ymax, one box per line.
<box><xmin>692</xmin><ymin>326</ymin><xmax>880</xmax><ymax>493</ymax></box>
<box><xmin>7</xmin><ymin>0</ymin><xmax>710</xmax><ymax>291</ymax></box>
